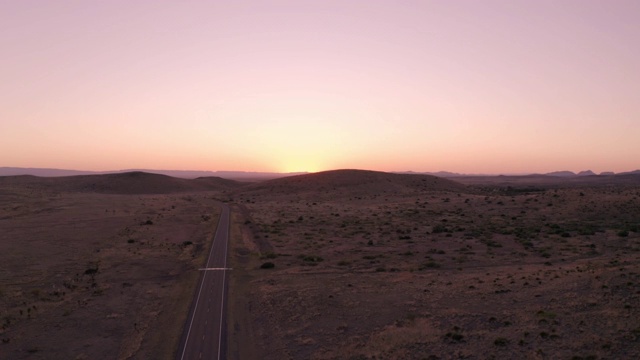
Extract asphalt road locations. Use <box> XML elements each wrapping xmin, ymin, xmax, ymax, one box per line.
<box><xmin>177</xmin><ymin>204</ymin><xmax>230</xmax><ymax>360</ymax></box>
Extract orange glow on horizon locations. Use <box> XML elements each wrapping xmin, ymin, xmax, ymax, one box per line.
<box><xmin>1</xmin><ymin>2</ymin><xmax>638</xmax><ymax>174</ymax></box>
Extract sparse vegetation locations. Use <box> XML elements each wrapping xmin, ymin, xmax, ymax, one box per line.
<box><xmin>301</xmin><ymin>255</ymin><xmax>324</xmax><ymax>263</ymax></box>
<box><xmin>4</xmin><ymin>169</ymin><xmax>640</xmax><ymax>359</ymax></box>
<box><xmin>0</xmin><ymin>182</ymin><xmax>224</xmax><ymax>359</ymax></box>
<box><xmin>260</xmin><ymin>252</ymin><xmax>278</xmax><ymax>259</ymax></box>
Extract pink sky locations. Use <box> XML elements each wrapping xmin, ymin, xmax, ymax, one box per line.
<box><xmin>1</xmin><ymin>1</ymin><xmax>638</xmax><ymax>174</ymax></box>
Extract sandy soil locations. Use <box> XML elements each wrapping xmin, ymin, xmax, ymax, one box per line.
<box><xmin>2</xmin><ymin>170</ymin><xmax>639</xmax><ymax>360</ymax></box>
<box><xmin>0</xmin><ymin>179</ymin><xmax>224</xmax><ymax>359</ymax></box>
<box><xmin>228</xmin><ymin>171</ymin><xmax>640</xmax><ymax>359</ymax></box>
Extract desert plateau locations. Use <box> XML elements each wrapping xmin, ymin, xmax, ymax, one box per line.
<box><xmin>1</xmin><ymin>170</ymin><xmax>640</xmax><ymax>359</ymax></box>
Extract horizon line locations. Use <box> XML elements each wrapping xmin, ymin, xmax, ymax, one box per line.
<box><xmin>1</xmin><ymin>166</ymin><xmax>639</xmax><ymax>178</ymax></box>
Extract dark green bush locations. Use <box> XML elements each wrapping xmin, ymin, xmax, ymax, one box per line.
<box><xmin>432</xmin><ymin>224</ymin><xmax>449</xmax><ymax>233</ymax></box>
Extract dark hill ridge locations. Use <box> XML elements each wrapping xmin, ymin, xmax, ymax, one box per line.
<box><xmin>0</xmin><ymin>167</ymin><xmax>306</xmax><ymax>180</ymax></box>
<box><xmin>0</xmin><ymin>171</ymin><xmax>243</xmax><ymax>194</ymax></box>
<box><xmin>235</xmin><ymin>169</ymin><xmax>470</xmax><ymax>198</ymax></box>
<box><xmin>452</xmin><ymin>173</ymin><xmax>640</xmax><ymax>187</ymax></box>
<box><xmin>193</xmin><ymin>176</ymin><xmax>248</xmax><ymax>189</ymax></box>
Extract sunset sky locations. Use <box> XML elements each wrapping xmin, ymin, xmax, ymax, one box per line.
<box><xmin>1</xmin><ymin>1</ymin><xmax>638</xmax><ymax>174</ymax></box>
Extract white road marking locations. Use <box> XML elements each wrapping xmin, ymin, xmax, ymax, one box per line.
<box><xmin>179</xmin><ymin>206</ymin><xmax>228</xmax><ymax>360</ymax></box>
<box><xmin>217</xmin><ymin>210</ymin><xmax>230</xmax><ymax>360</ymax></box>
<box><xmin>179</xmin><ymin>241</ymin><xmax>215</xmax><ymax>359</ymax></box>
<box><xmin>199</xmin><ymin>268</ymin><xmax>233</xmax><ymax>271</ymax></box>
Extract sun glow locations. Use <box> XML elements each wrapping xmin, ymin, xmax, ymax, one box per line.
<box><xmin>272</xmin><ymin>147</ymin><xmax>327</xmax><ymax>173</ymax></box>
<box><xmin>2</xmin><ymin>2</ymin><xmax>639</xmax><ymax>174</ymax></box>
<box><xmin>280</xmin><ymin>162</ymin><xmax>320</xmax><ymax>173</ymax></box>
<box><xmin>230</xmin><ymin>104</ymin><xmax>350</xmax><ymax>173</ymax></box>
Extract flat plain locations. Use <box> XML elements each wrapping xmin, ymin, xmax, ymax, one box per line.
<box><xmin>227</xmin><ymin>170</ymin><xmax>640</xmax><ymax>359</ymax></box>
<box><xmin>1</xmin><ymin>170</ymin><xmax>640</xmax><ymax>359</ymax></box>
<box><xmin>0</xmin><ymin>172</ymin><xmax>235</xmax><ymax>359</ymax></box>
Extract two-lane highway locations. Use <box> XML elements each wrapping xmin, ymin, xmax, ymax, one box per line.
<box><xmin>177</xmin><ymin>204</ymin><xmax>230</xmax><ymax>360</ymax></box>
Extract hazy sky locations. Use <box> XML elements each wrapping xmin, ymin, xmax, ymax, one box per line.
<box><xmin>2</xmin><ymin>1</ymin><xmax>638</xmax><ymax>174</ymax></box>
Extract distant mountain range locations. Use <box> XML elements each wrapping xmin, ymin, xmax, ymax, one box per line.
<box><xmin>407</xmin><ymin>170</ymin><xmax>640</xmax><ymax>177</ymax></box>
<box><xmin>0</xmin><ymin>167</ymin><xmax>306</xmax><ymax>180</ymax></box>
<box><xmin>542</xmin><ymin>170</ymin><xmax>599</xmax><ymax>177</ymax></box>
<box><xmin>537</xmin><ymin>170</ymin><xmax>640</xmax><ymax>177</ymax></box>
<box><xmin>1</xmin><ymin>167</ymin><xmax>639</xmax><ymax>179</ymax></box>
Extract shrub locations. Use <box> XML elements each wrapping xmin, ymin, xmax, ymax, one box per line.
<box><xmin>302</xmin><ymin>255</ymin><xmax>323</xmax><ymax>262</ymax></box>
<box><xmin>445</xmin><ymin>327</ymin><xmax>464</xmax><ymax>342</ymax></box>
<box><xmin>432</xmin><ymin>224</ymin><xmax>449</xmax><ymax>233</ymax></box>
<box><xmin>536</xmin><ymin>310</ymin><xmax>557</xmax><ymax>319</ymax></box>
<box><xmin>485</xmin><ymin>240</ymin><xmax>502</xmax><ymax>248</ymax></box>
<box><xmin>260</xmin><ymin>262</ymin><xmax>275</xmax><ymax>269</ymax></box>
<box><xmin>419</xmin><ymin>261</ymin><xmax>441</xmax><ymax>270</ymax></box>
<box><xmin>618</xmin><ymin>230</ymin><xmax>629</xmax><ymax>237</ymax></box>
<box><xmin>522</xmin><ymin>241</ymin><xmax>534</xmax><ymax>248</ymax></box>
<box><xmin>494</xmin><ymin>337</ymin><xmax>509</xmax><ymax>346</ymax></box>
<box><xmin>578</xmin><ymin>227</ymin><xmax>596</xmax><ymax>235</ymax></box>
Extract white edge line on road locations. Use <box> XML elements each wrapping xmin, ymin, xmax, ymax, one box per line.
<box><xmin>180</xmin><ymin>204</ymin><xmax>225</xmax><ymax>360</ymax></box>
<box><xmin>217</xmin><ymin>206</ymin><xmax>230</xmax><ymax>360</ymax></box>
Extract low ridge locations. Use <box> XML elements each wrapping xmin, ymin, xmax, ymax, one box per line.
<box><xmin>235</xmin><ymin>169</ymin><xmax>470</xmax><ymax>199</ymax></box>
<box><xmin>0</xmin><ymin>171</ymin><xmax>242</xmax><ymax>194</ymax></box>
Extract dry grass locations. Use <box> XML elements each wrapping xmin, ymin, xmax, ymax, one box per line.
<box><xmin>228</xmin><ymin>171</ymin><xmax>640</xmax><ymax>359</ymax></box>
<box><xmin>0</xmin><ymin>175</ymin><xmax>225</xmax><ymax>359</ymax></box>
<box><xmin>2</xmin><ymin>170</ymin><xmax>640</xmax><ymax>359</ymax></box>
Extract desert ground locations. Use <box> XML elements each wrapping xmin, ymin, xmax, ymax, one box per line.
<box><xmin>227</xmin><ymin>170</ymin><xmax>640</xmax><ymax>360</ymax></box>
<box><xmin>0</xmin><ymin>172</ymin><xmax>236</xmax><ymax>359</ymax></box>
<box><xmin>1</xmin><ymin>170</ymin><xmax>640</xmax><ymax>359</ymax></box>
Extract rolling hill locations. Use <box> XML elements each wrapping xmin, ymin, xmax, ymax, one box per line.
<box><xmin>0</xmin><ymin>171</ymin><xmax>243</xmax><ymax>194</ymax></box>
<box><xmin>234</xmin><ymin>169</ymin><xmax>470</xmax><ymax>199</ymax></box>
